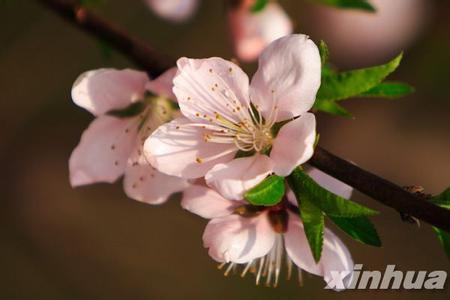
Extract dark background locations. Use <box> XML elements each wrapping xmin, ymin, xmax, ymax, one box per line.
<box><xmin>1</xmin><ymin>0</ymin><xmax>449</xmax><ymax>299</ymax></box>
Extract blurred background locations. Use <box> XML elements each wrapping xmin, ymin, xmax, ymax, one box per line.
<box><xmin>1</xmin><ymin>0</ymin><xmax>449</xmax><ymax>299</ymax></box>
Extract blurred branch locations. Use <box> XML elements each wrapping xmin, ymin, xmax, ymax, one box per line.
<box><xmin>35</xmin><ymin>0</ymin><xmax>450</xmax><ymax>232</ymax></box>
<box><xmin>36</xmin><ymin>0</ymin><xmax>174</xmax><ymax>77</ymax></box>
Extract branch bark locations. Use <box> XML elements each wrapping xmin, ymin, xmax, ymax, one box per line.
<box><xmin>35</xmin><ymin>0</ymin><xmax>450</xmax><ymax>232</ymax></box>
<box><xmin>310</xmin><ymin>148</ymin><xmax>450</xmax><ymax>231</ymax></box>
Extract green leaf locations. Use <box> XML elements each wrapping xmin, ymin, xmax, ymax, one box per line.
<box><xmin>311</xmin><ymin>0</ymin><xmax>375</xmax><ymax>12</ymax></box>
<box><xmin>313</xmin><ymin>98</ymin><xmax>352</xmax><ymax>118</ymax></box>
<box><xmin>250</xmin><ymin>0</ymin><xmax>268</xmax><ymax>12</ymax></box>
<box><xmin>107</xmin><ymin>101</ymin><xmax>146</xmax><ymax>118</ymax></box>
<box><xmin>430</xmin><ymin>188</ymin><xmax>450</xmax><ymax>259</ymax></box>
<box><xmin>433</xmin><ymin>227</ymin><xmax>450</xmax><ymax>259</ymax></box>
<box><xmin>329</xmin><ymin>216</ymin><xmax>381</xmax><ymax>246</ymax></box>
<box><xmin>299</xmin><ymin>196</ymin><xmax>324</xmax><ymax>262</ymax></box>
<box><xmin>244</xmin><ymin>175</ymin><xmax>285</xmax><ymax>206</ymax></box>
<box><xmin>430</xmin><ymin>188</ymin><xmax>450</xmax><ymax>210</ymax></box>
<box><xmin>288</xmin><ymin>168</ymin><xmax>378</xmax><ymax>218</ymax></box>
<box><xmin>361</xmin><ymin>82</ymin><xmax>415</xmax><ymax>98</ymax></box>
<box><xmin>316</xmin><ymin>53</ymin><xmax>403</xmax><ymax>103</ymax></box>
<box><xmin>319</xmin><ymin>40</ymin><xmax>330</xmax><ymax>66</ymax></box>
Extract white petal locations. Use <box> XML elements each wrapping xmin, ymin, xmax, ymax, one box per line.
<box><xmin>173</xmin><ymin>57</ymin><xmax>251</xmax><ymax>124</ymax></box>
<box><xmin>181</xmin><ymin>185</ymin><xmax>240</xmax><ymax>219</ymax></box>
<box><xmin>284</xmin><ymin>212</ymin><xmax>354</xmax><ymax>284</ymax></box>
<box><xmin>144</xmin><ymin>117</ymin><xmax>237</xmax><ymax>179</ymax></box>
<box><xmin>205</xmin><ymin>154</ymin><xmax>274</xmax><ymax>200</ymax></box>
<box><xmin>203</xmin><ymin>213</ymin><xmax>276</xmax><ymax>264</ymax></box>
<box><xmin>308</xmin><ymin>168</ymin><xmax>353</xmax><ymax>199</ymax></box>
<box><xmin>270</xmin><ymin>113</ymin><xmax>316</xmax><ymax>176</ymax></box>
<box><xmin>250</xmin><ymin>34</ymin><xmax>321</xmax><ymax>122</ymax></box>
<box><xmin>146</xmin><ymin>67</ymin><xmax>178</xmax><ymax>101</ymax></box>
<box><xmin>145</xmin><ymin>0</ymin><xmax>199</xmax><ymax>23</ymax></box>
<box><xmin>69</xmin><ymin>116</ymin><xmax>138</xmax><ymax>186</ymax></box>
<box><xmin>229</xmin><ymin>2</ymin><xmax>293</xmax><ymax>62</ymax></box>
<box><xmin>123</xmin><ymin>162</ymin><xmax>190</xmax><ymax>205</ymax></box>
<box><xmin>72</xmin><ymin>69</ymin><xmax>149</xmax><ymax>116</ymax></box>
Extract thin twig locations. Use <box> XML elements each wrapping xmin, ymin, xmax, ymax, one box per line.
<box><xmin>35</xmin><ymin>0</ymin><xmax>450</xmax><ymax>231</ymax></box>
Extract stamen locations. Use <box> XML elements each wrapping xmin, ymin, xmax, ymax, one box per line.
<box><xmin>215</xmin><ymin>234</ymin><xmax>304</xmax><ymax>288</ymax></box>
<box><xmin>224</xmin><ymin>263</ymin><xmax>235</xmax><ymax>277</ymax></box>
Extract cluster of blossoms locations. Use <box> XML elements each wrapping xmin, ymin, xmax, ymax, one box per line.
<box><xmin>70</xmin><ymin>34</ymin><xmax>354</xmax><ymax>287</ymax></box>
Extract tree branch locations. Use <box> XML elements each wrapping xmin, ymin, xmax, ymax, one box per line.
<box><xmin>35</xmin><ymin>0</ymin><xmax>450</xmax><ymax>232</ymax></box>
<box><xmin>310</xmin><ymin>148</ymin><xmax>450</xmax><ymax>231</ymax></box>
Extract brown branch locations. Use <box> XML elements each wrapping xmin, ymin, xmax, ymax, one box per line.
<box><xmin>310</xmin><ymin>148</ymin><xmax>450</xmax><ymax>231</ymax></box>
<box><xmin>35</xmin><ymin>0</ymin><xmax>450</xmax><ymax>232</ymax></box>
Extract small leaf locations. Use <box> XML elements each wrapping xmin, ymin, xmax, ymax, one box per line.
<box><xmin>311</xmin><ymin>0</ymin><xmax>375</xmax><ymax>12</ymax></box>
<box><xmin>361</xmin><ymin>82</ymin><xmax>415</xmax><ymax>98</ymax></box>
<box><xmin>433</xmin><ymin>227</ymin><xmax>450</xmax><ymax>259</ymax></box>
<box><xmin>316</xmin><ymin>53</ymin><xmax>403</xmax><ymax>103</ymax></box>
<box><xmin>250</xmin><ymin>0</ymin><xmax>268</xmax><ymax>12</ymax></box>
<box><xmin>430</xmin><ymin>188</ymin><xmax>450</xmax><ymax>210</ymax></box>
<box><xmin>329</xmin><ymin>216</ymin><xmax>381</xmax><ymax>246</ymax></box>
<box><xmin>288</xmin><ymin>168</ymin><xmax>378</xmax><ymax>218</ymax></box>
<box><xmin>319</xmin><ymin>40</ymin><xmax>330</xmax><ymax>66</ymax></box>
<box><xmin>244</xmin><ymin>175</ymin><xmax>285</xmax><ymax>206</ymax></box>
<box><xmin>299</xmin><ymin>196</ymin><xmax>324</xmax><ymax>262</ymax></box>
<box><xmin>314</xmin><ymin>98</ymin><xmax>352</xmax><ymax>118</ymax></box>
<box><xmin>430</xmin><ymin>188</ymin><xmax>450</xmax><ymax>259</ymax></box>
<box><xmin>107</xmin><ymin>101</ymin><xmax>146</xmax><ymax>118</ymax></box>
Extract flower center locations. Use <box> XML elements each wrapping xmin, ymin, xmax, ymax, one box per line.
<box><xmin>181</xmin><ymin>79</ymin><xmax>279</xmax><ymax>154</ymax></box>
<box><xmin>200</xmin><ymin>104</ymin><xmax>276</xmax><ymax>153</ymax></box>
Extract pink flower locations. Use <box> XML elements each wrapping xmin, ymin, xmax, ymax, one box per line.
<box><xmin>69</xmin><ymin>68</ymin><xmax>190</xmax><ymax>204</ymax></box>
<box><xmin>145</xmin><ymin>34</ymin><xmax>321</xmax><ymax>200</ymax></box>
<box><xmin>229</xmin><ymin>1</ymin><xmax>293</xmax><ymax>62</ymax></box>
<box><xmin>145</xmin><ymin>0</ymin><xmax>199</xmax><ymax>23</ymax></box>
<box><xmin>181</xmin><ymin>168</ymin><xmax>353</xmax><ymax>287</ymax></box>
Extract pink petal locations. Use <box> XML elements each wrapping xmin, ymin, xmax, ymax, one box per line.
<box><xmin>250</xmin><ymin>34</ymin><xmax>321</xmax><ymax>122</ymax></box>
<box><xmin>123</xmin><ymin>162</ymin><xmax>190</xmax><ymax>205</ymax></box>
<box><xmin>72</xmin><ymin>69</ymin><xmax>149</xmax><ymax>116</ymax></box>
<box><xmin>181</xmin><ymin>185</ymin><xmax>241</xmax><ymax>219</ymax></box>
<box><xmin>69</xmin><ymin>116</ymin><xmax>138</xmax><ymax>186</ymax></box>
<box><xmin>144</xmin><ymin>117</ymin><xmax>237</xmax><ymax>179</ymax></box>
<box><xmin>173</xmin><ymin>57</ymin><xmax>251</xmax><ymax>124</ymax></box>
<box><xmin>308</xmin><ymin>168</ymin><xmax>353</xmax><ymax>199</ymax></box>
<box><xmin>284</xmin><ymin>212</ymin><xmax>354</xmax><ymax>284</ymax></box>
<box><xmin>229</xmin><ymin>2</ymin><xmax>293</xmax><ymax>62</ymax></box>
<box><xmin>203</xmin><ymin>213</ymin><xmax>276</xmax><ymax>264</ymax></box>
<box><xmin>145</xmin><ymin>0</ymin><xmax>199</xmax><ymax>23</ymax></box>
<box><xmin>205</xmin><ymin>154</ymin><xmax>274</xmax><ymax>200</ymax></box>
<box><xmin>270</xmin><ymin>113</ymin><xmax>316</xmax><ymax>176</ymax></box>
<box><xmin>146</xmin><ymin>67</ymin><xmax>178</xmax><ymax>101</ymax></box>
